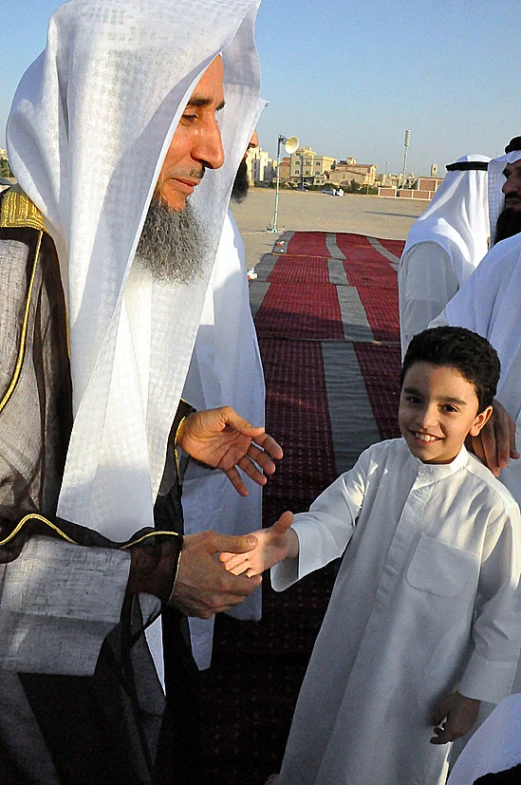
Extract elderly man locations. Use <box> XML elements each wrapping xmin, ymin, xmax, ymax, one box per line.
<box><xmin>0</xmin><ymin>1</ymin><xmax>282</xmax><ymax>783</ymax></box>
<box><xmin>182</xmin><ymin>129</ymin><xmax>266</xmax><ymax>669</ymax></box>
<box><xmin>398</xmin><ymin>154</ymin><xmax>490</xmax><ymax>356</ymax></box>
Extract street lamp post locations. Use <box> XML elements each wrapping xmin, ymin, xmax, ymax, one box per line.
<box><xmin>270</xmin><ymin>133</ymin><xmax>299</xmax><ymax>233</ymax></box>
<box><xmin>401</xmin><ymin>130</ymin><xmax>411</xmax><ymax>188</ymax></box>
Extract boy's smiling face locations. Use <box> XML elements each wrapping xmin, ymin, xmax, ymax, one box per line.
<box><xmin>399</xmin><ymin>362</ymin><xmax>493</xmax><ymax>464</ymax></box>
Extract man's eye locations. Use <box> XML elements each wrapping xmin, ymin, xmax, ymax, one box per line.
<box><xmin>182</xmin><ymin>113</ymin><xmax>197</xmax><ymax>122</ymax></box>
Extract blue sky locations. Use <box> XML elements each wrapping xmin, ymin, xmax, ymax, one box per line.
<box><xmin>2</xmin><ymin>0</ymin><xmax>520</xmax><ymax>175</ymax></box>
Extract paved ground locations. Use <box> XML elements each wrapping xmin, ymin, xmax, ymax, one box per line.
<box><xmin>232</xmin><ymin>188</ymin><xmax>429</xmax><ymax>269</ymax></box>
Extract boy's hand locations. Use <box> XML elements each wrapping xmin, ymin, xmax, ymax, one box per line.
<box><xmin>219</xmin><ymin>511</ymin><xmax>297</xmax><ymax>576</ymax></box>
<box><xmin>430</xmin><ymin>691</ymin><xmax>480</xmax><ymax>744</ymax></box>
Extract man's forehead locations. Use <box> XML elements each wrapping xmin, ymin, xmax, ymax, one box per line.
<box><xmin>187</xmin><ymin>56</ymin><xmax>225</xmax><ymax>108</ymax></box>
<box><xmin>504</xmin><ymin>159</ymin><xmax>521</xmax><ymax>175</ymax></box>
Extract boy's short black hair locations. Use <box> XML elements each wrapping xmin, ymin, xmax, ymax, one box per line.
<box><xmin>401</xmin><ymin>326</ymin><xmax>500</xmax><ymax>412</ymax></box>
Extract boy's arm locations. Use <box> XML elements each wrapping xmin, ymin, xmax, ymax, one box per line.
<box><xmin>458</xmin><ymin>505</ymin><xmax>521</xmax><ymax>705</ymax></box>
<box><xmin>271</xmin><ymin>452</ymin><xmax>370</xmax><ymax>591</ymax></box>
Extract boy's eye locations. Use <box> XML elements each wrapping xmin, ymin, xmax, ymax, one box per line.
<box><xmin>442</xmin><ymin>404</ymin><xmax>458</xmax><ymax>413</ymax></box>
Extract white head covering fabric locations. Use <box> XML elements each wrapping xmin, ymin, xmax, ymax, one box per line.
<box><xmin>182</xmin><ymin>208</ymin><xmax>266</xmax><ymax>669</ymax></box>
<box><xmin>402</xmin><ymin>154</ymin><xmax>490</xmax><ymax>286</ymax></box>
<box><xmin>444</xmin><ymin>231</ymin><xmax>521</xmax><ymax>418</ymax></box>
<box><xmin>488</xmin><ymin>149</ymin><xmax>521</xmax><ymax>244</ymax></box>
<box><xmin>447</xmin><ymin>693</ymin><xmax>521</xmax><ymax>785</ymax></box>
<box><xmin>6</xmin><ymin>0</ymin><xmax>262</xmax><ymax>541</ymax></box>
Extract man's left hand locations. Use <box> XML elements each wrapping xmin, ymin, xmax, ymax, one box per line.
<box><xmin>176</xmin><ymin>406</ymin><xmax>283</xmax><ymax>496</ymax></box>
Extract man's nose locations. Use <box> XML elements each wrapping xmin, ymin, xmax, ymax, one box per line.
<box><xmin>193</xmin><ymin>123</ymin><xmax>225</xmax><ymax>171</ymax></box>
<box><xmin>502</xmin><ymin>177</ymin><xmax>520</xmax><ymax>196</ymax></box>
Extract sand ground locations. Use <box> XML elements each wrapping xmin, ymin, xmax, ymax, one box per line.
<box><xmin>232</xmin><ymin>188</ymin><xmax>429</xmax><ymax>269</ymax></box>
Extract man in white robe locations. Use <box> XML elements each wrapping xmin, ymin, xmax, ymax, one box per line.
<box><xmin>398</xmin><ymin>154</ymin><xmax>490</xmax><ymax>355</ymax></box>
<box><xmin>0</xmin><ymin>2</ymin><xmax>285</xmax><ymax>782</ymax></box>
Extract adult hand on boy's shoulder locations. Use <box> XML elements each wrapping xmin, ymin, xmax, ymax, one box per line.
<box><xmin>430</xmin><ymin>691</ymin><xmax>480</xmax><ymax>745</ymax></box>
<box><xmin>467</xmin><ymin>399</ymin><xmax>519</xmax><ymax>478</ymax></box>
<box><xmin>219</xmin><ymin>511</ymin><xmax>297</xmax><ymax>577</ymax></box>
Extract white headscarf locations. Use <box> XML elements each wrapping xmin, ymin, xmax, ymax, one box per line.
<box><xmin>444</xmin><ymin>231</ymin><xmax>521</xmax><ymax>413</ymax></box>
<box><xmin>6</xmin><ymin>0</ymin><xmax>262</xmax><ymax>541</ymax></box>
<box><xmin>488</xmin><ymin>149</ymin><xmax>521</xmax><ymax>244</ymax></box>
<box><xmin>402</xmin><ymin>154</ymin><xmax>490</xmax><ymax>286</ymax></box>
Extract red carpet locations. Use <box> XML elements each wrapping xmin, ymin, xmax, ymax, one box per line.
<box><xmin>267</xmin><ymin>255</ymin><xmax>330</xmax><ymax>284</ymax></box>
<box><xmin>286</xmin><ymin>231</ymin><xmax>330</xmax><ymax>256</ymax></box>
<box><xmin>201</xmin><ymin>230</ymin><xmax>402</xmax><ymax>785</ymax></box>
<box><xmin>255</xmin><ymin>283</ymin><xmax>344</xmax><ymax>341</ymax></box>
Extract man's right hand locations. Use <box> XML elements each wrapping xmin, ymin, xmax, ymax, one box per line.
<box><xmin>468</xmin><ymin>399</ymin><xmax>519</xmax><ymax>477</ymax></box>
<box><xmin>169</xmin><ymin>531</ymin><xmax>262</xmax><ymax>618</ymax></box>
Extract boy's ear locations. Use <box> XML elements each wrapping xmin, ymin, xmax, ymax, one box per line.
<box><xmin>469</xmin><ymin>405</ymin><xmax>494</xmax><ymax>437</ymax></box>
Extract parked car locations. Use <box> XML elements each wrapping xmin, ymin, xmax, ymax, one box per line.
<box><xmin>321</xmin><ymin>188</ymin><xmax>336</xmax><ymax>196</ymax></box>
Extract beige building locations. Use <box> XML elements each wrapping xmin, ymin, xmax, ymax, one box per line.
<box><xmin>290</xmin><ymin>147</ymin><xmax>336</xmax><ymax>186</ymax></box>
<box><xmin>328</xmin><ymin>159</ymin><xmax>377</xmax><ymax>187</ymax></box>
<box><xmin>246</xmin><ymin>146</ymin><xmax>276</xmax><ymax>184</ymax></box>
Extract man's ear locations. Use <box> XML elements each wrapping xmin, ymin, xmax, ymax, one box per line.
<box><xmin>469</xmin><ymin>405</ymin><xmax>493</xmax><ymax>437</ymax></box>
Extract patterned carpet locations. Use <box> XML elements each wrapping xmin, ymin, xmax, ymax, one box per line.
<box><xmin>200</xmin><ymin>231</ymin><xmax>404</xmax><ymax>785</ymax></box>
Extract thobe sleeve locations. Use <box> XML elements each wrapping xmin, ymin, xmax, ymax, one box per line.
<box><xmin>271</xmin><ymin>449</ymin><xmax>368</xmax><ymax>591</ymax></box>
<box><xmin>399</xmin><ymin>243</ymin><xmax>459</xmax><ymax>356</ymax></box>
<box><xmin>458</xmin><ymin>503</ymin><xmax>521</xmax><ymax>704</ymax></box>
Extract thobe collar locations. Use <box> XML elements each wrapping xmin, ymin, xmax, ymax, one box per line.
<box><xmin>405</xmin><ymin>441</ymin><xmax>470</xmax><ymax>489</ymax></box>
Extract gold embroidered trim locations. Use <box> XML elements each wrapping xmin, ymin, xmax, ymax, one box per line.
<box><xmin>0</xmin><ymin>185</ymin><xmax>47</xmax><ymax>233</ymax></box>
<box><xmin>0</xmin><ymin>231</ymin><xmax>43</xmax><ymax>416</ymax></box>
<box><xmin>0</xmin><ymin>513</ymin><xmax>182</xmax><ymax>550</ymax></box>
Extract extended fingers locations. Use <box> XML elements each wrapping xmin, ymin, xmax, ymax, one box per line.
<box><xmin>254</xmin><ymin>432</ymin><xmax>284</xmax><ymax>461</ymax></box>
<box><xmin>225</xmin><ymin>466</ymin><xmax>250</xmax><ymax>496</ymax></box>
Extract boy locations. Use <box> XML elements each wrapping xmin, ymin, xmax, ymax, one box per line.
<box><xmin>221</xmin><ymin>327</ymin><xmax>521</xmax><ymax>785</ymax></box>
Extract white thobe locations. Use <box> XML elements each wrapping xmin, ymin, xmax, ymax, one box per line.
<box><xmin>182</xmin><ymin>210</ymin><xmax>265</xmax><ymax>669</ymax></box>
<box><xmin>398</xmin><ymin>154</ymin><xmax>489</xmax><ymax>356</ymax></box>
<box><xmin>399</xmin><ymin>242</ymin><xmax>459</xmax><ymax>356</ymax></box>
<box><xmin>272</xmin><ymin>439</ymin><xmax>521</xmax><ymax>785</ymax></box>
<box><xmin>434</xmin><ymin>233</ymin><xmax>521</xmax><ymax>509</ymax></box>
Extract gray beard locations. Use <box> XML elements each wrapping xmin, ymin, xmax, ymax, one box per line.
<box><xmin>135</xmin><ymin>198</ymin><xmax>207</xmax><ymax>284</ymax></box>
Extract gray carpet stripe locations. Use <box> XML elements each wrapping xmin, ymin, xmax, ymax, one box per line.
<box><xmin>336</xmin><ymin>285</ymin><xmax>374</xmax><ymax>342</ymax></box>
<box><xmin>249</xmin><ymin>282</ymin><xmax>270</xmax><ymax>317</ymax></box>
<box><xmin>322</xmin><ymin>342</ymin><xmax>381</xmax><ymax>474</ymax></box>
<box><xmin>326</xmin><ymin>233</ymin><xmax>346</xmax><ymax>260</ymax></box>
<box><xmin>328</xmin><ymin>259</ymin><xmax>349</xmax><ymax>286</ymax></box>
<box><xmin>254</xmin><ymin>253</ymin><xmax>279</xmax><ymax>281</ymax></box>
<box><xmin>367</xmin><ymin>236</ymin><xmax>400</xmax><ymax>270</ymax></box>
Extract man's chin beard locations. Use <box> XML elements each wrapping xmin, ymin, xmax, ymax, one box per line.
<box><xmin>231</xmin><ymin>159</ymin><xmax>249</xmax><ymax>203</ymax></box>
<box><xmin>494</xmin><ymin>206</ymin><xmax>521</xmax><ymax>244</ymax></box>
<box><xmin>135</xmin><ymin>198</ymin><xmax>207</xmax><ymax>284</ymax></box>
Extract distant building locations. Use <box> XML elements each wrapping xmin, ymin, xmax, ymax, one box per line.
<box><xmin>0</xmin><ymin>149</ymin><xmax>7</xmax><ymax>160</ymax></box>
<box><xmin>278</xmin><ymin>156</ymin><xmax>291</xmax><ymax>183</ymax></box>
<box><xmin>378</xmin><ymin>173</ymin><xmax>444</xmax><ymax>201</ymax></box>
<box><xmin>327</xmin><ymin>159</ymin><xmax>377</xmax><ymax>187</ymax></box>
<box><xmin>246</xmin><ymin>146</ymin><xmax>276</xmax><ymax>184</ymax></box>
<box><xmin>290</xmin><ymin>147</ymin><xmax>336</xmax><ymax>186</ymax></box>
